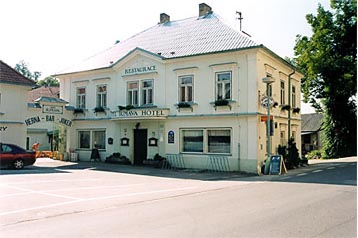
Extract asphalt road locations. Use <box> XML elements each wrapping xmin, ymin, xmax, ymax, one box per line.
<box><xmin>0</xmin><ymin>157</ymin><xmax>356</xmax><ymax>238</ymax></box>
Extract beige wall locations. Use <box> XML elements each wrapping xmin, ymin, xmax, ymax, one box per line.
<box><xmin>57</xmin><ymin>47</ymin><xmax>302</xmax><ymax>174</ymax></box>
<box><xmin>0</xmin><ymin>83</ymin><xmax>32</xmax><ymax>147</ymax></box>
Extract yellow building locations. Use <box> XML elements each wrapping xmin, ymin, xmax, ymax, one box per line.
<box><xmin>55</xmin><ymin>3</ymin><xmax>303</xmax><ymax>174</ymax></box>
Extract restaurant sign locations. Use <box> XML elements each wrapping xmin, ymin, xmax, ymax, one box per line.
<box><xmin>42</xmin><ymin>105</ymin><xmax>63</xmax><ymax>114</ymax></box>
<box><xmin>124</xmin><ymin>65</ymin><xmax>157</xmax><ymax>75</ymax></box>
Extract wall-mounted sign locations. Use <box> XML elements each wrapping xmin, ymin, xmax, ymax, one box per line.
<box><xmin>112</xmin><ymin>108</ymin><xmax>169</xmax><ymax>119</ymax></box>
<box><xmin>168</xmin><ymin>130</ymin><xmax>174</xmax><ymax>144</ymax></box>
<box><xmin>148</xmin><ymin>137</ymin><xmax>158</xmax><ymax>147</ymax></box>
<box><xmin>121</xmin><ymin>137</ymin><xmax>129</xmax><ymax>146</ymax></box>
<box><xmin>25</xmin><ymin>115</ymin><xmax>72</xmax><ymax>127</ymax></box>
<box><xmin>124</xmin><ymin>65</ymin><xmax>157</xmax><ymax>75</ymax></box>
<box><xmin>43</xmin><ymin>105</ymin><xmax>63</xmax><ymax>114</ymax></box>
<box><xmin>0</xmin><ymin>126</ymin><xmax>8</xmax><ymax>132</ymax></box>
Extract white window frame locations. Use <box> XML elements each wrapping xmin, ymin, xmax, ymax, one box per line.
<box><xmin>127</xmin><ymin>81</ymin><xmax>139</xmax><ymax>106</ymax></box>
<box><xmin>292</xmin><ymin>86</ymin><xmax>297</xmax><ymax>108</ymax></box>
<box><xmin>141</xmin><ymin>80</ymin><xmax>153</xmax><ymax>105</ymax></box>
<box><xmin>127</xmin><ymin>80</ymin><xmax>154</xmax><ymax>106</ymax></box>
<box><xmin>96</xmin><ymin>85</ymin><xmax>107</xmax><ymax>108</ymax></box>
<box><xmin>215</xmin><ymin>71</ymin><xmax>232</xmax><ymax>100</ymax></box>
<box><xmin>78</xmin><ymin>129</ymin><xmax>106</xmax><ymax>150</ymax></box>
<box><xmin>178</xmin><ymin>75</ymin><xmax>193</xmax><ymax>102</ymax></box>
<box><xmin>76</xmin><ymin>87</ymin><xmax>86</xmax><ymax>109</ymax></box>
<box><xmin>180</xmin><ymin>128</ymin><xmax>231</xmax><ymax>154</ymax></box>
<box><xmin>280</xmin><ymin>81</ymin><xmax>285</xmax><ymax>105</ymax></box>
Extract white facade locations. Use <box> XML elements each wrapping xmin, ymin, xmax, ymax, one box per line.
<box><xmin>58</xmin><ymin>47</ymin><xmax>302</xmax><ymax>174</ymax></box>
<box><xmin>0</xmin><ymin>83</ymin><xmax>31</xmax><ymax>147</ymax></box>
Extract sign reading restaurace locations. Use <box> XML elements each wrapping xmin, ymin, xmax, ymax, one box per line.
<box><xmin>43</xmin><ymin>105</ymin><xmax>63</xmax><ymax>114</ymax></box>
<box><xmin>112</xmin><ymin>108</ymin><xmax>169</xmax><ymax>119</ymax></box>
<box><xmin>124</xmin><ymin>65</ymin><xmax>157</xmax><ymax>75</ymax></box>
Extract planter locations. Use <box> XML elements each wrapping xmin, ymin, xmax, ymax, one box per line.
<box><xmin>214</xmin><ymin>99</ymin><xmax>229</xmax><ymax>106</ymax></box>
<box><xmin>118</xmin><ymin>105</ymin><xmax>134</xmax><ymax>111</ymax></box>
<box><xmin>280</xmin><ymin>104</ymin><xmax>291</xmax><ymax>111</ymax></box>
<box><xmin>94</xmin><ymin>106</ymin><xmax>106</xmax><ymax>114</ymax></box>
<box><xmin>73</xmin><ymin>108</ymin><xmax>84</xmax><ymax>114</ymax></box>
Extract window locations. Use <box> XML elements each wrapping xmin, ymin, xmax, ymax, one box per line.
<box><xmin>179</xmin><ymin>75</ymin><xmax>193</xmax><ymax>102</ymax></box>
<box><xmin>78</xmin><ymin>131</ymin><xmax>90</xmax><ymax>149</ymax></box>
<box><xmin>292</xmin><ymin>86</ymin><xmax>296</xmax><ymax>108</ymax></box>
<box><xmin>280</xmin><ymin>131</ymin><xmax>286</xmax><ymax>145</ymax></box>
<box><xmin>96</xmin><ymin>85</ymin><xmax>107</xmax><ymax>107</ymax></box>
<box><xmin>208</xmin><ymin>130</ymin><xmax>231</xmax><ymax>153</ymax></box>
<box><xmin>181</xmin><ymin>128</ymin><xmax>231</xmax><ymax>154</ymax></box>
<box><xmin>78</xmin><ymin>130</ymin><xmax>106</xmax><ymax>150</ymax></box>
<box><xmin>141</xmin><ymin>80</ymin><xmax>153</xmax><ymax>105</ymax></box>
<box><xmin>127</xmin><ymin>80</ymin><xmax>154</xmax><ymax>106</ymax></box>
<box><xmin>280</xmin><ymin>81</ymin><xmax>285</xmax><ymax>105</ymax></box>
<box><xmin>216</xmin><ymin>71</ymin><xmax>231</xmax><ymax>100</ymax></box>
<box><xmin>182</xmin><ymin>130</ymin><xmax>203</xmax><ymax>152</ymax></box>
<box><xmin>93</xmin><ymin>131</ymin><xmax>106</xmax><ymax>149</ymax></box>
<box><xmin>303</xmin><ymin>134</ymin><xmax>311</xmax><ymax>144</ymax></box>
<box><xmin>76</xmin><ymin>87</ymin><xmax>86</xmax><ymax>109</ymax></box>
<box><xmin>127</xmin><ymin>82</ymin><xmax>138</xmax><ymax>106</ymax></box>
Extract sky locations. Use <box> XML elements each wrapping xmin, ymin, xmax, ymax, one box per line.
<box><xmin>1</xmin><ymin>0</ymin><xmax>331</xmax><ymax>113</ymax></box>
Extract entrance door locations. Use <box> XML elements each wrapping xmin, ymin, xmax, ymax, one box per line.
<box><xmin>133</xmin><ymin>129</ymin><xmax>147</xmax><ymax>165</ymax></box>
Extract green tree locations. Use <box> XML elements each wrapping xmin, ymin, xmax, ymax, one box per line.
<box><xmin>37</xmin><ymin>76</ymin><xmax>59</xmax><ymax>87</ymax></box>
<box><xmin>294</xmin><ymin>0</ymin><xmax>357</xmax><ymax>158</ymax></box>
<box><xmin>14</xmin><ymin>60</ymin><xmax>41</xmax><ymax>81</ymax></box>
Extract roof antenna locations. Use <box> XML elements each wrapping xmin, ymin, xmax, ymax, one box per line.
<box><xmin>236</xmin><ymin>11</ymin><xmax>251</xmax><ymax>37</ymax></box>
<box><xmin>236</xmin><ymin>11</ymin><xmax>243</xmax><ymax>32</ymax></box>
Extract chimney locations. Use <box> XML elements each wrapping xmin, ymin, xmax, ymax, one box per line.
<box><xmin>160</xmin><ymin>13</ymin><xmax>170</xmax><ymax>24</ymax></box>
<box><xmin>199</xmin><ymin>3</ymin><xmax>212</xmax><ymax>17</ymax></box>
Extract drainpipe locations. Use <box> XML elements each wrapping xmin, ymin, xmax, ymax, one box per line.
<box><xmin>287</xmin><ymin>70</ymin><xmax>295</xmax><ymax>143</ymax></box>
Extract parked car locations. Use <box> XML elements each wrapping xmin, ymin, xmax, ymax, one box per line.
<box><xmin>0</xmin><ymin>143</ymin><xmax>36</xmax><ymax>169</ymax></box>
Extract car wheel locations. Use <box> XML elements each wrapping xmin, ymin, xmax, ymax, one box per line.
<box><xmin>13</xmin><ymin>159</ymin><xmax>24</xmax><ymax>169</ymax></box>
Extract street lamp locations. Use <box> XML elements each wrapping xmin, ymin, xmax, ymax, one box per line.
<box><xmin>262</xmin><ymin>76</ymin><xmax>275</xmax><ymax>174</ymax></box>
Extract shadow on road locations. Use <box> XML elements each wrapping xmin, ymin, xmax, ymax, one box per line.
<box><xmin>1</xmin><ymin>157</ymin><xmax>356</xmax><ymax>186</ymax></box>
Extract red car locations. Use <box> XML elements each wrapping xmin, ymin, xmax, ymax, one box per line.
<box><xmin>0</xmin><ymin>143</ymin><xmax>36</xmax><ymax>169</ymax></box>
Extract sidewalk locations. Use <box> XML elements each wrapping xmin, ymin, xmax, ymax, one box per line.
<box><xmin>308</xmin><ymin>156</ymin><xmax>357</xmax><ymax>164</ymax></box>
<box><xmin>33</xmin><ymin>157</ymin><xmax>254</xmax><ymax>181</ymax></box>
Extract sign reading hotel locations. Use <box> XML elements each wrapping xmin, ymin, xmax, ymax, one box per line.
<box><xmin>124</xmin><ymin>65</ymin><xmax>157</xmax><ymax>75</ymax></box>
<box><xmin>113</xmin><ymin>108</ymin><xmax>169</xmax><ymax>119</ymax></box>
<box><xmin>42</xmin><ymin>105</ymin><xmax>63</xmax><ymax>114</ymax></box>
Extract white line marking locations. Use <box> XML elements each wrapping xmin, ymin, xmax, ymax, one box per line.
<box><xmin>313</xmin><ymin>169</ymin><xmax>323</xmax><ymax>173</ymax></box>
<box><xmin>3</xmin><ymin>186</ymin><xmax>81</xmax><ymax>200</ymax></box>
<box><xmin>0</xmin><ymin>178</ymin><xmax>101</xmax><ymax>185</ymax></box>
<box><xmin>0</xmin><ymin>186</ymin><xmax>197</xmax><ymax>216</ymax></box>
<box><xmin>297</xmin><ymin>173</ymin><xmax>308</xmax><ymax>176</ymax></box>
<box><xmin>0</xmin><ymin>183</ymin><xmax>145</xmax><ymax>198</ymax></box>
<box><xmin>327</xmin><ymin>167</ymin><xmax>335</xmax><ymax>170</ymax></box>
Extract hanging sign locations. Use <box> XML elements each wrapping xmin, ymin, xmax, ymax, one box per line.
<box><xmin>260</xmin><ymin>96</ymin><xmax>275</xmax><ymax>108</ymax></box>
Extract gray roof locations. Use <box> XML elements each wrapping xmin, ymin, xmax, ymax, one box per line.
<box><xmin>301</xmin><ymin>113</ymin><xmax>323</xmax><ymax>133</ymax></box>
<box><xmin>58</xmin><ymin>13</ymin><xmax>259</xmax><ymax>75</ymax></box>
<box><xmin>34</xmin><ymin>96</ymin><xmax>68</xmax><ymax>104</ymax></box>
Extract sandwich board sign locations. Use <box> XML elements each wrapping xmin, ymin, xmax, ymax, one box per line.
<box><xmin>269</xmin><ymin>155</ymin><xmax>287</xmax><ymax>175</ymax></box>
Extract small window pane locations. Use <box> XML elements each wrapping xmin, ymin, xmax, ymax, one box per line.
<box><xmin>182</xmin><ymin>130</ymin><xmax>203</xmax><ymax>152</ymax></box>
<box><xmin>208</xmin><ymin>130</ymin><xmax>231</xmax><ymax>153</ymax></box>
<box><xmin>79</xmin><ymin>131</ymin><xmax>90</xmax><ymax>149</ymax></box>
<box><xmin>93</xmin><ymin>131</ymin><xmax>106</xmax><ymax>149</ymax></box>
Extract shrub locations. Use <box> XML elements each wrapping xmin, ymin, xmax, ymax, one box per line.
<box><xmin>306</xmin><ymin>150</ymin><xmax>322</xmax><ymax>160</ymax></box>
